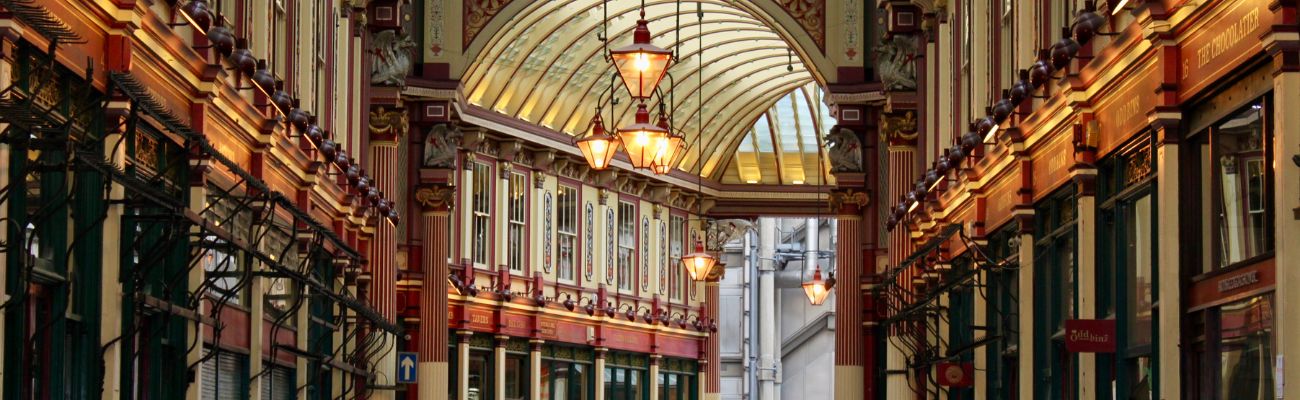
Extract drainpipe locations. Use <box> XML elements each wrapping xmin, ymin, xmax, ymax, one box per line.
<box><xmin>805</xmin><ymin>218</ymin><xmax>819</xmax><ymax>276</ymax></box>
<box><xmin>758</xmin><ymin>218</ymin><xmax>777</xmax><ymax>399</ymax></box>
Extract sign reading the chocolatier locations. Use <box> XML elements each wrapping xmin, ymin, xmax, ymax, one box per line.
<box><xmin>1065</xmin><ymin>319</ymin><xmax>1117</xmax><ymax>353</ymax></box>
<box><xmin>1178</xmin><ymin>0</ymin><xmax>1272</xmax><ymax>101</ymax></box>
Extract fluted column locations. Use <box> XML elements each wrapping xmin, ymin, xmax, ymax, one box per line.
<box><xmin>369</xmin><ymin>121</ymin><xmax>400</xmax><ymax>398</ymax></box>
<box><xmin>883</xmin><ymin>117</ymin><xmax>919</xmax><ymax>398</ymax></box>
<box><xmin>417</xmin><ymin>183</ymin><xmax>454</xmax><ymax>400</ymax></box>
<box><xmin>704</xmin><ymin>281</ymin><xmax>721</xmax><ymax>400</ymax></box>
<box><xmin>834</xmin><ymin>196</ymin><xmax>865</xmax><ymax>400</ymax></box>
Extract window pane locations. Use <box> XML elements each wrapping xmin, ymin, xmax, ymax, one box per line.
<box><xmin>618</xmin><ymin>202</ymin><xmax>636</xmax><ymax>290</ymax></box>
<box><xmin>473</xmin><ymin>163</ymin><xmax>492</xmax><ymax>266</ymax></box>
<box><xmin>1126</xmin><ymin>194</ymin><xmax>1154</xmax><ymax>347</ymax></box>
<box><xmin>1212</xmin><ymin>101</ymin><xmax>1271</xmax><ymax>267</ymax></box>
<box><xmin>558</xmin><ymin>187</ymin><xmax>578</xmax><ymax>281</ymax></box>
<box><xmin>508</xmin><ymin>172</ymin><xmax>526</xmax><ymax>273</ymax></box>
<box><xmin>1218</xmin><ymin>295</ymin><xmax>1275</xmax><ymax>399</ymax></box>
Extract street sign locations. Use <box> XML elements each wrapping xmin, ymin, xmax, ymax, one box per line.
<box><xmin>397</xmin><ymin>352</ymin><xmax>418</xmax><ymax>384</ymax></box>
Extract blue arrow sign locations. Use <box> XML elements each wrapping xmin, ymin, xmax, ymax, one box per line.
<box><xmin>397</xmin><ymin>352</ymin><xmax>418</xmax><ymax>384</ymax></box>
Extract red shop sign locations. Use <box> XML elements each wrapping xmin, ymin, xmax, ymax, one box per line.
<box><xmin>936</xmin><ymin>362</ymin><xmax>974</xmax><ymax>387</ymax></box>
<box><xmin>1064</xmin><ymin>319</ymin><xmax>1117</xmax><ymax>353</ymax></box>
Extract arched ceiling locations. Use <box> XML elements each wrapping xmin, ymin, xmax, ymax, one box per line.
<box><xmin>724</xmin><ymin>83</ymin><xmax>836</xmax><ymax>186</ymax></box>
<box><xmin>461</xmin><ymin>0</ymin><xmax>826</xmax><ymax>183</ymax></box>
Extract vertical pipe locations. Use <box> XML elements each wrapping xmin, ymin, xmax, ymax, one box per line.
<box><xmin>758</xmin><ymin>218</ymin><xmax>777</xmax><ymax>400</ymax></box>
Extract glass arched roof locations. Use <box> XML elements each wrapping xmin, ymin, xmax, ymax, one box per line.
<box><xmin>725</xmin><ymin>83</ymin><xmax>835</xmax><ymax>185</ymax></box>
<box><xmin>462</xmin><ymin>0</ymin><xmax>821</xmax><ymax>183</ymax></box>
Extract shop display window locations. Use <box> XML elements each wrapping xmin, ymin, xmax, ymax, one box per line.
<box><xmin>1034</xmin><ymin>187</ymin><xmax>1077</xmax><ymax>400</ymax></box>
<box><xmin>542</xmin><ymin>360</ymin><xmax>591</xmax><ymax>400</ymax></box>
<box><xmin>1098</xmin><ymin>136</ymin><xmax>1157</xmax><ymax>400</ymax></box>
<box><xmin>1193</xmin><ymin>97</ymin><xmax>1274</xmax><ymax>273</ymax></box>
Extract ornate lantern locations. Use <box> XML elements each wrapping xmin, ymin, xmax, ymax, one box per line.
<box><xmin>681</xmin><ymin>241</ymin><xmax>718</xmax><ymax>282</ymax></box>
<box><xmin>618</xmin><ymin>103</ymin><xmax>669</xmax><ymax>169</ymax></box>
<box><xmin>576</xmin><ymin>113</ymin><xmax>619</xmax><ymax>170</ymax></box>
<box><xmin>609</xmin><ymin>17</ymin><xmax>674</xmax><ymax>99</ymax></box>
<box><xmin>802</xmin><ymin>266</ymin><xmax>835</xmax><ymax>305</ymax></box>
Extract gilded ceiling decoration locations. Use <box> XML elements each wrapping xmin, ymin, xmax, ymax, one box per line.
<box><xmin>773</xmin><ymin>0</ymin><xmax>825</xmax><ymax>51</ymax></box>
<box><xmin>464</xmin><ymin>0</ymin><xmax>513</xmax><ymax>49</ymax></box>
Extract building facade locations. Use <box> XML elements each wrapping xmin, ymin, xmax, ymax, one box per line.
<box><xmin>878</xmin><ymin>0</ymin><xmax>1300</xmax><ymax>399</ymax></box>
<box><xmin>0</xmin><ymin>1</ymin><xmax>874</xmax><ymax>400</ymax></box>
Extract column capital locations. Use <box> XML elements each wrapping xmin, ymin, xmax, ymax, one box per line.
<box><xmin>415</xmin><ymin>183</ymin><xmax>455</xmax><ymax>215</ymax></box>
<box><xmin>368</xmin><ymin>105</ymin><xmax>407</xmax><ymax>144</ymax></box>
<box><xmin>830</xmin><ymin>188</ymin><xmax>871</xmax><ymax>216</ymax></box>
<box><xmin>880</xmin><ymin>110</ymin><xmax>919</xmax><ymax>149</ymax></box>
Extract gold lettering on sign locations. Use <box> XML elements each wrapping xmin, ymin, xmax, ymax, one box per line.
<box><xmin>1195</xmin><ymin>8</ymin><xmax>1261</xmax><ymax>70</ymax></box>
<box><xmin>469</xmin><ymin>313</ymin><xmax>491</xmax><ymax>326</ymax></box>
<box><xmin>539</xmin><ymin>320</ymin><xmax>558</xmax><ymax>337</ymax></box>
<box><xmin>1115</xmin><ymin>97</ymin><xmax>1142</xmax><ymax>129</ymax></box>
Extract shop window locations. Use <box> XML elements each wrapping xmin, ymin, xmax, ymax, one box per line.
<box><xmin>1098</xmin><ymin>138</ymin><xmax>1157</xmax><ymax>400</ymax></box>
<box><xmin>472</xmin><ymin>162</ymin><xmax>493</xmax><ymax>268</ymax></box>
<box><xmin>1034</xmin><ymin>188</ymin><xmax>1077</xmax><ymax>400</ymax></box>
<box><xmin>263</xmin><ymin>226</ymin><xmax>299</xmax><ymax>325</ymax></box>
<box><xmin>1216</xmin><ymin>295</ymin><xmax>1276</xmax><ymax>399</ymax></box>
<box><xmin>658</xmin><ymin>372</ymin><xmax>694</xmax><ymax>400</ymax></box>
<box><xmin>508</xmin><ymin>171</ymin><xmax>527</xmax><ymax>274</ymax></box>
<box><xmin>467</xmin><ymin>350</ymin><xmax>493</xmax><ymax>399</ymax></box>
<box><xmin>984</xmin><ymin>225</ymin><xmax>1019</xmax><ymax>400</ymax></box>
<box><xmin>604</xmin><ymin>366</ymin><xmax>646</xmax><ymax>400</ymax></box>
<box><xmin>504</xmin><ymin>353</ymin><xmax>529</xmax><ymax>400</ymax></box>
<box><xmin>557</xmin><ymin>186</ymin><xmax>579</xmax><ymax>282</ymax></box>
<box><xmin>1193</xmin><ymin>97</ymin><xmax>1274</xmax><ymax>272</ymax></box>
<box><xmin>669</xmin><ymin>215</ymin><xmax>685</xmax><ymax>301</ymax></box>
<box><xmin>618</xmin><ymin>201</ymin><xmax>637</xmax><ymax>291</ymax></box>
<box><xmin>202</xmin><ymin>189</ymin><xmax>253</xmax><ymax>306</ymax></box>
<box><xmin>543</xmin><ymin>360</ymin><xmax>590</xmax><ymax>399</ymax></box>
<box><xmin>200</xmin><ymin>347</ymin><xmax>250</xmax><ymax>400</ymax></box>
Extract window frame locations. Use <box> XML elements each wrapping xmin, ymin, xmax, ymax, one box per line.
<box><xmin>617</xmin><ymin>200</ymin><xmax>638</xmax><ymax>292</ymax></box>
<box><xmin>668</xmin><ymin>213</ymin><xmax>686</xmax><ymax>302</ymax></box>
<box><xmin>1033</xmin><ymin>187</ymin><xmax>1079</xmax><ymax>400</ymax></box>
<box><xmin>1192</xmin><ymin>96</ymin><xmax>1275</xmax><ymax>274</ymax></box>
<box><xmin>557</xmin><ymin>185</ymin><xmax>580</xmax><ymax>283</ymax></box>
<box><xmin>507</xmin><ymin>171</ymin><xmax>529</xmax><ymax>275</ymax></box>
<box><xmin>471</xmin><ymin>161</ymin><xmax>494</xmax><ymax>269</ymax></box>
<box><xmin>1096</xmin><ymin>134</ymin><xmax>1159</xmax><ymax>400</ymax></box>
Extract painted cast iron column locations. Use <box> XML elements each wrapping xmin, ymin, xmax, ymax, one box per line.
<box><xmin>417</xmin><ymin>182</ymin><xmax>454</xmax><ymax>399</ymax></box>
<box><xmin>369</xmin><ymin>106</ymin><xmax>403</xmax><ymax>398</ymax></box>
<box><xmin>882</xmin><ymin>115</ymin><xmax>919</xmax><ymax>398</ymax></box>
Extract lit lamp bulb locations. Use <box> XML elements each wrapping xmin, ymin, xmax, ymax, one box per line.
<box><xmin>634</xmin><ymin>53</ymin><xmax>651</xmax><ymax>71</ymax></box>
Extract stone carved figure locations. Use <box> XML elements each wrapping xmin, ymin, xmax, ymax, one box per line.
<box><xmin>706</xmin><ymin>219</ymin><xmax>755</xmax><ymax>251</ymax></box>
<box><xmin>876</xmin><ymin>34</ymin><xmax>919</xmax><ymax>91</ymax></box>
<box><xmin>826</xmin><ymin>126</ymin><xmax>864</xmax><ymax>173</ymax></box>
<box><xmin>370</xmin><ymin>30</ymin><xmax>416</xmax><ymax>86</ymax></box>
<box><xmin>423</xmin><ymin>124</ymin><xmax>462</xmax><ymax>168</ymax></box>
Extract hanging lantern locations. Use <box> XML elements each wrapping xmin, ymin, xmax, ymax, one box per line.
<box><xmin>681</xmin><ymin>242</ymin><xmax>718</xmax><ymax>282</ymax></box>
<box><xmin>618</xmin><ymin>103</ymin><xmax>669</xmax><ymax>169</ymax></box>
<box><xmin>577</xmin><ymin>113</ymin><xmax>620</xmax><ymax>170</ymax></box>
<box><xmin>649</xmin><ymin>113</ymin><xmax>684</xmax><ymax>175</ymax></box>
<box><xmin>802</xmin><ymin>266</ymin><xmax>835</xmax><ymax>305</ymax></box>
<box><xmin>609</xmin><ymin>18</ymin><xmax>674</xmax><ymax>99</ymax></box>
